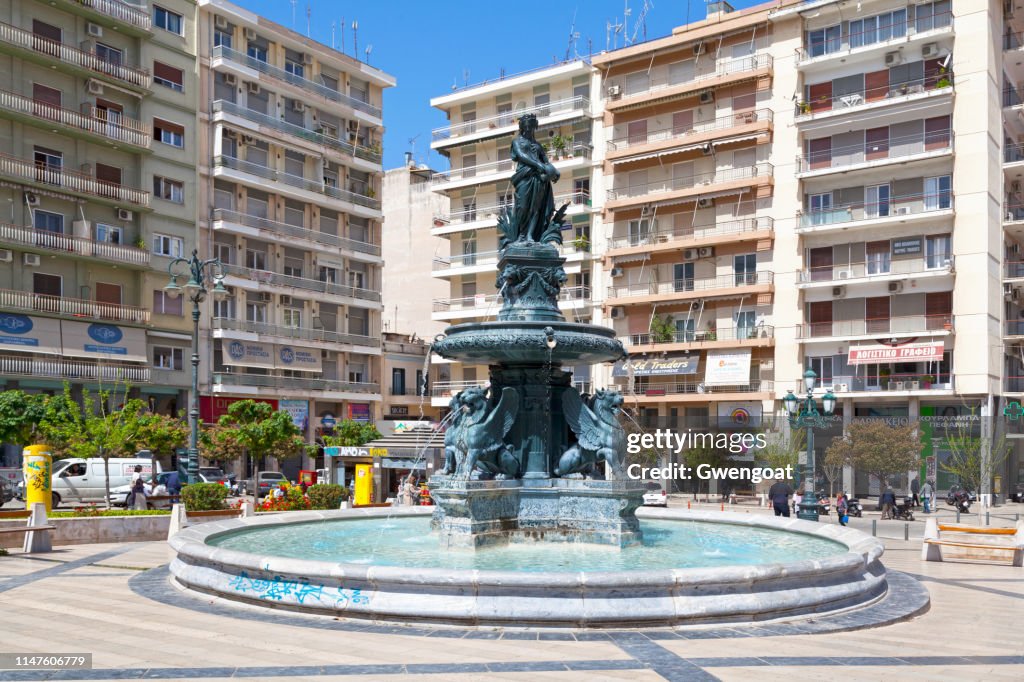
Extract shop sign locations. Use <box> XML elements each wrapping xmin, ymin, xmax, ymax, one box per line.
<box><xmin>704</xmin><ymin>349</ymin><xmax>752</xmax><ymax>385</ymax></box>
<box><xmin>62</xmin><ymin>321</ymin><xmax>146</xmax><ymax>362</ymax></box>
<box><xmin>847</xmin><ymin>342</ymin><xmax>944</xmax><ymax>365</ymax></box>
<box><xmin>348</xmin><ymin>403</ymin><xmax>371</xmax><ymax>422</ymax></box>
<box><xmin>892</xmin><ymin>238</ymin><xmax>922</xmax><ymax>255</ymax></box>
<box><xmin>612</xmin><ymin>354</ymin><xmax>698</xmax><ymax>377</ymax></box>
<box><xmin>279</xmin><ymin>399</ymin><xmax>309</xmax><ymax>430</ymax></box>
<box><xmin>0</xmin><ymin>314</ymin><xmax>61</xmax><ymax>355</ymax></box>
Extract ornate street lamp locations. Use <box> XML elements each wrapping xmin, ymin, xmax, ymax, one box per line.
<box><xmin>165</xmin><ymin>250</ymin><xmax>227</xmax><ymax>485</ymax></box>
<box><xmin>782</xmin><ymin>369</ymin><xmax>836</xmax><ymax>521</ymax></box>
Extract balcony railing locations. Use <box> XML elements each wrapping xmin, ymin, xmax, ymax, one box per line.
<box><xmin>798</xmin><ymin>314</ymin><xmax>952</xmax><ymax>339</ymax></box>
<box><xmin>212</xmin><ymin>317</ymin><xmax>380</xmax><ymax>348</ymax></box>
<box><xmin>0</xmin><ymin>89</ymin><xmax>151</xmax><ymax>148</ymax></box>
<box><xmin>0</xmin><ymin>152</ymin><xmax>150</xmax><ymax>207</ymax></box>
<box><xmin>432</xmin><ymin>144</ymin><xmax>592</xmax><ymax>185</ymax></box>
<box><xmin>1006</xmin><ymin>262</ymin><xmax>1024</xmax><ymax>279</ymax></box>
<box><xmin>0</xmin><ymin>222</ymin><xmax>150</xmax><ymax>266</ymax></box>
<box><xmin>434</xmin><ymin>242</ymin><xmax>589</xmax><ymax>270</ymax></box>
<box><xmin>212</xmin><ymin>100</ymin><xmax>381</xmax><ymax>164</ymax></box>
<box><xmin>607</xmin><ymin>163</ymin><xmax>772</xmax><ymax>202</ymax></box>
<box><xmin>605</xmin><ymin>54</ymin><xmax>773</xmax><ymax>103</ymax></box>
<box><xmin>796</xmin><ymin>129</ymin><xmax>952</xmax><ymax>174</ymax></box>
<box><xmin>213</xmin><ymin>372</ymin><xmax>379</xmax><ymax>394</ymax></box>
<box><xmin>0</xmin><ymin>287</ymin><xmax>149</xmax><ymax>323</ymax></box>
<box><xmin>1006</xmin><ymin>376</ymin><xmax>1024</xmax><ymax>392</ymax></box>
<box><xmin>1006</xmin><ymin>320</ymin><xmax>1024</xmax><ymax>336</ymax></box>
<box><xmin>0</xmin><ymin>20</ymin><xmax>151</xmax><ymax>89</ymax></box>
<box><xmin>609</xmin><ymin>272</ymin><xmax>772</xmax><ymax>299</ymax></box>
<box><xmin>221</xmin><ymin>263</ymin><xmax>382</xmax><ymax>303</ymax></box>
<box><xmin>800</xmin><ymin>74</ymin><xmax>953</xmax><ymax>117</ymax></box>
<box><xmin>797</xmin><ymin>11</ymin><xmax>952</xmax><ymax>62</ymax></box>
<box><xmin>607</xmin><ymin>217</ymin><xmax>772</xmax><ymax>250</ymax></box>
<box><xmin>1006</xmin><ymin>142</ymin><xmax>1024</xmax><ymax>163</ymax></box>
<box><xmin>434</xmin><ymin>190</ymin><xmax>590</xmax><ymax>226</ymax></box>
<box><xmin>798</xmin><ymin>192</ymin><xmax>953</xmax><ymax>230</ymax></box>
<box><xmin>70</xmin><ymin>0</ymin><xmax>153</xmax><ymax>31</ymax></box>
<box><xmin>214</xmin><ymin>156</ymin><xmax>380</xmax><ymax>210</ymax></box>
<box><xmin>212</xmin><ymin>45</ymin><xmax>381</xmax><ymax>119</ymax></box>
<box><xmin>617</xmin><ymin>380</ymin><xmax>773</xmax><ymax>397</ymax></box>
<box><xmin>0</xmin><ymin>354</ymin><xmax>150</xmax><ymax>383</ymax></box>
<box><xmin>1007</xmin><ymin>32</ymin><xmax>1024</xmax><ymax>50</ymax></box>
<box><xmin>212</xmin><ymin>209</ymin><xmax>380</xmax><ymax>256</ymax></box>
<box><xmin>816</xmin><ymin>373</ymin><xmax>953</xmax><ymax>393</ymax></box>
<box><xmin>626</xmin><ymin>325</ymin><xmax>774</xmax><ymax>347</ymax></box>
<box><xmin>798</xmin><ymin>256</ymin><xmax>953</xmax><ymax>283</ymax></box>
<box><xmin>432</xmin><ymin>95</ymin><xmax>590</xmax><ymax>142</ymax></box>
<box><xmin>606</xmin><ymin>109</ymin><xmax>772</xmax><ymax>152</ymax></box>
<box><xmin>1007</xmin><ymin>205</ymin><xmax>1024</xmax><ymax>222</ymax></box>
<box><xmin>433</xmin><ymin>286</ymin><xmax>591</xmax><ymax>313</ymax></box>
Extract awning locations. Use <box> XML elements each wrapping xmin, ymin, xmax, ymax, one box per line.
<box><xmin>848</xmin><ymin>342</ymin><xmax>945</xmax><ymax>365</ymax></box>
<box><xmin>612</xmin><ymin>252</ymin><xmax>651</xmax><ymax>265</ymax></box>
<box><xmin>61</xmin><ymin>321</ymin><xmax>146</xmax><ymax>363</ymax></box>
<box><xmin>610</xmin><ymin>143</ymin><xmax>703</xmax><ymax>165</ymax></box>
<box><xmin>614</xmin><ymin>354</ymin><xmax>699</xmax><ymax>377</ymax></box>
<box><xmin>0</xmin><ymin>314</ymin><xmax>62</xmax><ymax>355</ymax></box>
<box><xmin>223</xmin><ymin>340</ymin><xmax>275</xmax><ymax>369</ymax></box>
<box><xmin>712</xmin><ymin>133</ymin><xmax>764</xmax><ymax>148</ymax></box>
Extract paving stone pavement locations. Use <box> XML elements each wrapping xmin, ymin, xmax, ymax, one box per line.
<box><xmin>0</xmin><ymin>532</ymin><xmax>1020</xmax><ymax>681</ymax></box>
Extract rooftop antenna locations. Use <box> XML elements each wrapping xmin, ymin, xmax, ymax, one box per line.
<box><xmin>630</xmin><ymin>0</ymin><xmax>653</xmax><ymax>45</ymax></box>
<box><xmin>340</xmin><ymin>16</ymin><xmax>345</xmax><ymax>54</ymax></box>
<box><xmin>352</xmin><ymin>20</ymin><xmax>359</xmax><ymax>58</ymax></box>
<box><xmin>606</xmin><ymin>18</ymin><xmax>623</xmax><ymax>51</ymax></box>
<box><xmin>364</xmin><ymin>44</ymin><xmax>372</xmax><ymax>65</ymax></box>
<box><xmin>305</xmin><ymin>3</ymin><xmax>311</xmax><ymax>37</ymax></box>
<box><xmin>290</xmin><ymin>0</ymin><xmax>297</xmax><ymax>28</ymax></box>
<box><xmin>463</xmin><ymin>69</ymin><xmax>471</xmax><ymax>87</ymax></box>
<box><xmin>330</xmin><ymin>22</ymin><xmax>335</xmax><ymax>48</ymax></box>
<box><xmin>623</xmin><ymin>1</ymin><xmax>631</xmax><ymax>46</ymax></box>
<box><xmin>408</xmin><ymin>133</ymin><xmax>421</xmax><ymax>163</ymax></box>
<box><xmin>565</xmin><ymin>8</ymin><xmax>580</xmax><ymax>61</ymax></box>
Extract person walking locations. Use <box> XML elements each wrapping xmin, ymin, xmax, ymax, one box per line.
<box><xmin>836</xmin><ymin>492</ymin><xmax>849</xmax><ymax>526</ymax></box>
<box><xmin>910</xmin><ymin>476</ymin><xmax>921</xmax><ymax>508</ymax></box>
<box><xmin>880</xmin><ymin>485</ymin><xmax>896</xmax><ymax>519</ymax></box>
<box><xmin>130</xmin><ymin>468</ymin><xmax>147</xmax><ymax>511</ymax></box>
<box><xmin>921</xmin><ymin>480</ymin><xmax>934</xmax><ymax>514</ymax></box>
<box><xmin>401</xmin><ymin>475</ymin><xmax>416</xmax><ymax>507</ymax></box>
<box><xmin>792</xmin><ymin>490</ymin><xmax>803</xmax><ymax>516</ymax></box>
<box><xmin>768</xmin><ymin>480</ymin><xmax>793</xmax><ymax>517</ymax></box>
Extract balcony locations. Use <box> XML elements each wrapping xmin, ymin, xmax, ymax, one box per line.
<box><xmin>0</xmin><ymin>222</ymin><xmax>150</xmax><ymax>267</ymax></box>
<box><xmin>1005</xmin><ymin>376</ymin><xmax>1024</xmax><ymax>393</ymax></box>
<box><xmin>0</xmin><ymin>89</ymin><xmax>151</xmax><ymax>150</ymax></box>
<box><xmin>796</xmin><ymin>129</ymin><xmax>952</xmax><ymax>178</ymax></box>
<box><xmin>605</xmin><ymin>163</ymin><xmax>773</xmax><ymax>210</ymax></box>
<box><xmin>797</xmin><ymin>192</ymin><xmax>953</xmax><ymax>233</ymax></box>
<box><xmin>1006</xmin><ymin>143</ymin><xmax>1024</xmax><ymax>168</ymax></box>
<box><xmin>1006</xmin><ymin>204</ymin><xmax>1024</xmax><ymax>225</ymax></box>
<box><xmin>220</xmin><ymin>263</ymin><xmax>382</xmax><ymax>304</ymax></box>
<box><xmin>607</xmin><ymin>272</ymin><xmax>773</xmax><ymax>305</ymax></box>
<box><xmin>432</xmin><ymin>286</ymin><xmax>591</xmax><ymax>318</ymax></box>
<box><xmin>0</xmin><ymin>288</ymin><xmax>149</xmax><ymax>324</ymax></box>
<box><xmin>0</xmin><ymin>20</ymin><xmax>151</xmax><ymax>91</ymax></box>
<box><xmin>604</xmin><ymin>55</ymin><xmax>773</xmax><ymax>113</ymax></box>
<box><xmin>617</xmin><ymin>380</ymin><xmax>774</xmax><ymax>399</ymax></box>
<box><xmin>819</xmin><ymin>373</ymin><xmax>954</xmax><ymax>395</ymax></box>
<box><xmin>431</xmin><ymin>144</ymin><xmax>592</xmax><ymax>190</ymax></box>
<box><xmin>1005</xmin><ymin>262</ymin><xmax>1024</xmax><ymax>280</ymax></box>
<box><xmin>213</xmin><ymin>372</ymin><xmax>380</xmax><ymax>396</ymax></box>
<box><xmin>796</xmin><ymin>11</ymin><xmax>953</xmax><ymax>65</ymax></box>
<box><xmin>0</xmin><ymin>152</ymin><xmax>150</xmax><ymax>208</ymax></box>
<box><xmin>797</xmin><ymin>75</ymin><xmax>953</xmax><ymax>121</ymax></box>
<box><xmin>212</xmin><ymin>317</ymin><xmax>380</xmax><ymax>350</ymax></box>
<box><xmin>212</xmin><ymin>100</ymin><xmax>381</xmax><ymax>165</ymax></box>
<box><xmin>797</xmin><ymin>256</ymin><xmax>954</xmax><ymax>286</ymax></box>
<box><xmin>797</xmin><ymin>314</ymin><xmax>953</xmax><ymax>341</ymax></box>
<box><xmin>214</xmin><ymin>156</ymin><xmax>380</xmax><ymax>213</ymax></box>
<box><xmin>432</xmin><ymin>190</ymin><xmax>591</xmax><ymax>233</ymax></box>
<box><xmin>212</xmin><ymin>209</ymin><xmax>381</xmax><ymax>259</ymax></box>
<box><xmin>606</xmin><ymin>217</ymin><xmax>773</xmax><ymax>254</ymax></box>
<box><xmin>211</xmin><ymin>46</ymin><xmax>381</xmax><ymax>120</ymax></box>
<box><xmin>431</xmin><ymin>96</ymin><xmax>590</xmax><ymax>146</ymax></box>
<box><xmin>624</xmin><ymin>325</ymin><xmax>775</xmax><ymax>352</ymax></box>
<box><xmin>0</xmin><ymin>354</ymin><xmax>150</xmax><ymax>383</ymax></box>
<box><xmin>1006</xmin><ymin>320</ymin><xmax>1024</xmax><ymax>337</ymax></box>
<box><xmin>54</xmin><ymin>0</ymin><xmax>153</xmax><ymax>34</ymax></box>
<box><xmin>606</xmin><ymin>109</ymin><xmax>772</xmax><ymax>160</ymax></box>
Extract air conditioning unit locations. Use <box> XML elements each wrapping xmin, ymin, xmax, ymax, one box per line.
<box><xmin>884</xmin><ymin>51</ymin><xmax>903</xmax><ymax>66</ymax></box>
<box><xmin>838</xmin><ymin>270</ymin><xmax>854</xmax><ymax>280</ymax></box>
<box><xmin>888</xmin><ymin>281</ymin><xmax>904</xmax><ymax>293</ymax></box>
<box><xmin>244</xmin><ymin>28</ymin><xmax>257</xmax><ymax>41</ymax></box>
<box><xmin>610</xmin><ymin>307</ymin><xmax>625</xmax><ymax>319</ymax></box>
<box><xmin>894</xmin><ymin>206</ymin><xmax>911</xmax><ymax>215</ymax></box>
<box><xmin>87</xmin><ymin>80</ymin><xmax>104</xmax><ymax>95</ymax></box>
<box><xmin>24</xmin><ymin>192</ymin><xmax>40</xmax><ymax>207</ymax></box>
<box><xmin>87</xmin><ymin>22</ymin><xmax>103</xmax><ymax>38</ymax></box>
<box><xmin>80</xmin><ymin>163</ymin><xmax>93</xmax><ymax>176</ymax></box>
<box><xmin>303</xmin><ymin>52</ymin><xmax>313</xmax><ymax>65</ymax></box>
<box><xmin>291</xmin><ymin>100</ymin><xmax>306</xmax><ymax>112</ymax></box>
<box><xmin>606</xmin><ymin>84</ymin><xmax>621</xmax><ymax>98</ymax></box>
<box><xmin>215</xmin><ymin>15</ymin><xmax>229</xmax><ymax>29</ymax></box>
<box><xmin>0</xmin><ymin>249</ymin><xmax>11</xmax><ymax>263</ymax></box>
<box><xmin>610</xmin><ymin>266</ymin><xmax>624</xmax><ymax>277</ymax></box>
<box><xmin>700</xmin><ymin>143</ymin><xmax>714</xmax><ymax>156</ymax></box>
<box><xmin>832</xmin><ymin>285</ymin><xmax>846</xmax><ymax>298</ymax></box>
<box><xmin>699</xmin><ymin>90</ymin><xmax>715</xmax><ymax>104</ymax></box>
<box><xmin>246</xmin><ymin>81</ymin><xmax>261</xmax><ymax>94</ymax></box>
<box><xmin>837</xmin><ymin>383</ymin><xmax>849</xmax><ymax>392</ymax></box>
<box><xmin>693</xmin><ymin>42</ymin><xmax>706</xmax><ymax>56</ymax></box>
<box><xmin>689</xmin><ymin>300</ymin><xmax>702</xmax><ymax>312</ymax></box>
<box><xmin>697</xmin><ymin>246</ymin><xmax>714</xmax><ymax>258</ymax></box>
<box><xmin>908</xmin><ymin>380</ymin><xmax>920</xmax><ymax>390</ymax></box>
<box><xmin>891</xmin><ymin>381</ymin><xmax>906</xmax><ymax>391</ymax></box>
<box><xmin>224</xmin><ymin>73</ymin><xmax>237</xmax><ymax>86</ymax></box>
<box><xmin>696</xmin><ymin>198</ymin><xmax>714</xmax><ymax>209</ymax></box>
<box><xmin>280</xmin><ymin>295</ymin><xmax>293</xmax><ymax>306</ymax></box>
<box><xmin>922</xmin><ymin>43</ymin><xmax>939</xmax><ymax>59</ymax></box>
<box><xmin>23</xmin><ymin>253</ymin><xmax>40</xmax><ymax>267</ymax></box>
<box><xmin>116</xmin><ymin>208</ymin><xmax>133</xmax><ymax>221</ymax></box>
<box><xmin>258</xmin><ymin>292</ymin><xmax>272</xmax><ymax>302</ymax></box>
<box><xmin>683</xmin><ymin>248</ymin><xmax>699</xmax><ymax>260</ymax></box>
<box><xmin>241</xmin><ymin>134</ymin><xmax>255</xmax><ymax>144</ymax></box>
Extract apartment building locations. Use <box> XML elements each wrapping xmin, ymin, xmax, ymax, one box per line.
<box><xmin>594</xmin><ymin>1</ymin><xmax>778</xmax><ymax>428</ymax></box>
<box><xmin>427</xmin><ymin>61</ymin><xmax>604</xmax><ymax>407</ymax></box>
<box><xmin>381</xmin><ymin>331</ymin><xmax>442</xmax><ymax>431</ymax></box>
<box><xmin>0</xmin><ymin>0</ymin><xmax>198</xmax><ymax>453</ymax></box>
<box><xmin>195</xmin><ymin>0</ymin><xmax>395</xmax><ymax>467</ymax></box>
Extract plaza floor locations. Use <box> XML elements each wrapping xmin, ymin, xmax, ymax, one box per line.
<box><xmin>0</xmin><ymin>508</ymin><xmax>1021</xmax><ymax>681</ymax></box>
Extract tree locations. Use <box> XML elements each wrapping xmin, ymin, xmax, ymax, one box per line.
<box><xmin>755</xmin><ymin>427</ymin><xmax>805</xmax><ymax>472</ymax></box>
<box><xmin>136</xmin><ymin>412</ymin><xmax>188</xmax><ymax>462</ymax></box>
<box><xmin>199</xmin><ymin>424</ymin><xmax>246</xmax><ymax>466</ymax></box>
<box><xmin>683</xmin><ymin>443</ymin><xmax>724</xmax><ymax>500</ymax></box>
<box><xmin>824</xmin><ymin>420</ymin><xmax>921</xmax><ymax>491</ymax></box>
<box><xmin>940</xmin><ymin>412</ymin><xmax>1010</xmax><ymax>496</ymax></box>
<box><xmin>322</xmin><ymin>420</ymin><xmax>381</xmax><ymax>447</ymax></box>
<box><xmin>217</xmin><ymin>401</ymin><xmax>308</xmax><ymax>487</ymax></box>
<box><xmin>821</xmin><ymin>446</ymin><xmax>844</xmax><ymax>497</ymax></box>
<box><xmin>0</xmin><ymin>390</ymin><xmax>80</xmax><ymax>454</ymax></box>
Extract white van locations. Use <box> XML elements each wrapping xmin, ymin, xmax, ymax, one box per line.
<box><xmin>48</xmin><ymin>457</ymin><xmax>162</xmax><ymax>507</ymax></box>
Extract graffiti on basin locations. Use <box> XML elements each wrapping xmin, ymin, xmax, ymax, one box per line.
<box><xmin>227</xmin><ymin>571</ymin><xmax>369</xmax><ymax>607</ymax></box>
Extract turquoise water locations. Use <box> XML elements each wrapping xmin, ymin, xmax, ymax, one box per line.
<box><xmin>208</xmin><ymin>517</ymin><xmax>846</xmax><ymax>572</ymax></box>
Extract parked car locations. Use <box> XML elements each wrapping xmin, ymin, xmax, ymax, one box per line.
<box><xmin>109</xmin><ymin>471</ymin><xmax>193</xmax><ymax>509</ymax></box>
<box><xmin>245</xmin><ymin>471</ymin><xmax>290</xmax><ymax>497</ymax></box>
<box><xmin>642</xmin><ymin>482</ymin><xmax>668</xmax><ymax>507</ymax></box>
<box><xmin>0</xmin><ymin>478</ymin><xmax>14</xmax><ymax>506</ymax></box>
<box><xmin>18</xmin><ymin>457</ymin><xmax>161</xmax><ymax>509</ymax></box>
<box><xmin>199</xmin><ymin>467</ymin><xmax>238</xmax><ymax>495</ymax></box>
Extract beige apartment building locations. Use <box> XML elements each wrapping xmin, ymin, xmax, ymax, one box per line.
<box><xmin>194</xmin><ymin>0</ymin><xmax>394</xmax><ymax>474</ymax></box>
<box><xmin>0</xmin><ymin>0</ymin><xmax>199</xmax><ymax>463</ymax></box>
<box><xmin>427</xmin><ymin>60</ymin><xmax>604</xmax><ymax>408</ymax></box>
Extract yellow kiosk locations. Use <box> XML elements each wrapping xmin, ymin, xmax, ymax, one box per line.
<box><xmin>22</xmin><ymin>445</ymin><xmax>53</xmax><ymax>512</ymax></box>
<box><xmin>353</xmin><ymin>463</ymin><xmax>373</xmax><ymax>506</ymax></box>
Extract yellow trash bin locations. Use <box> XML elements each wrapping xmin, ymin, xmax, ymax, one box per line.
<box><xmin>22</xmin><ymin>445</ymin><xmax>53</xmax><ymax>513</ymax></box>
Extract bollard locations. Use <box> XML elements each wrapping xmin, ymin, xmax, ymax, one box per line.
<box><xmin>688</xmin><ymin>501</ymin><xmax>691</xmax><ymax>510</ymax></box>
<box><xmin>956</xmin><ymin>509</ymin><xmax>960</xmax><ymax>523</ymax></box>
<box><xmin>904</xmin><ymin>523</ymin><xmax>909</xmax><ymax>541</ymax></box>
<box><xmin>871</xmin><ymin>519</ymin><xmax>877</xmax><ymax>536</ymax></box>
<box><xmin>720</xmin><ymin>503</ymin><xmax>724</xmax><ymax>512</ymax></box>
<box><xmin>986</xmin><ymin>512</ymin><xmax>990</xmax><ymax>526</ymax></box>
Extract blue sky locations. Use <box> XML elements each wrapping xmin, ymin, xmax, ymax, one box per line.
<box><xmin>240</xmin><ymin>0</ymin><xmax>762</xmax><ymax>169</ymax></box>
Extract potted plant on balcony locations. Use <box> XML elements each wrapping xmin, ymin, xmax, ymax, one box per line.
<box><xmin>706</xmin><ymin>320</ymin><xmax>717</xmax><ymax>341</ymax></box>
<box><xmin>649</xmin><ymin>315</ymin><xmax>676</xmax><ymax>344</ymax></box>
<box><xmin>134</xmin><ymin>237</ymin><xmax>146</xmax><ymax>250</ymax></box>
<box><xmin>921</xmin><ymin>374</ymin><xmax>936</xmax><ymax>389</ymax></box>
<box><xmin>571</xmin><ymin>235</ymin><xmax>590</xmax><ymax>252</ymax></box>
<box><xmin>797</xmin><ymin>100</ymin><xmax>811</xmax><ymax>114</ymax></box>
<box><xmin>549</xmin><ymin>134</ymin><xmax>569</xmax><ymax>159</ymax></box>
<box><xmin>879</xmin><ymin>366</ymin><xmax>892</xmax><ymax>388</ymax></box>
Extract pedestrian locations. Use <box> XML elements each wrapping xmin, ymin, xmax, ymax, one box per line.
<box><xmin>401</xmin><ymin>475</ymin><xmax>416</xmax><ymax>507</ymax></box>
<box><xmin>836</xmin><ymin>492</ymin><xmax>849</xmax><ymax>526</ymax></box>
<box><xmin>127</xmin><ymin>465</ymin><xmax>144</xmax><ymax>508</ymax></box>
<box><xmin>792</xmin><ymin>489</ymin><xmax>803</xmax><ymax>516</ymax></box>
<box><xmin>130</xmin><ymin>470</ymin><xmax>147</xmax><ymax>511</ymax></box>
<box><xmin>880</xmin><ymin>485</ymin><xmax>896</xmax><ymax>519</ymax></box>
<box><xmin>921</xmin><ymin>480</ymin><xmax>934</xmax><ymax>514</ymax></box>
<box><xmin>165</xmin><ymin>471</ymin><xmax>181</xmax><ymax>503</ymax></box>
<box><xmin>910</xmin><ymin>476</ymin><xmax>921</xmax><ymax>508</ymax></box>
<box><xmin>768</xmin><ymin>480</ymin><xmax>793</xmax><ymax>517</ymax></box>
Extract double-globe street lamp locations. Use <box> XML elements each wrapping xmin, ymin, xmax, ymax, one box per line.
<box><xmin>165</xmin><ymin>250</ymin><xmax>228</xmax><ymax>484</ymax></box>
<box><xmin>783</xmin><ymin>369</ymin><xmax>836</xmax><ymax>522</ymax></box>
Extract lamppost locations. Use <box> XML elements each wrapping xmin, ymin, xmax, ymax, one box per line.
<box><xmin>164</xmin><ymin>250</ymin><xmax>228</xmax><ymax>485</ymax></box>
<box><xmin>783</xmin><ymin>369</ymin><xmax>836</xmax><ymax>522</ymax></box>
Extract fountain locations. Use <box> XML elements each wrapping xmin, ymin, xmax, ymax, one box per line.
<box><xmin>166</xmin><ymin>113</ymin><xmax>893</xmax><ymax>628</ymax></box>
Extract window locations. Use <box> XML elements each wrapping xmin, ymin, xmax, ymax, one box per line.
<box><xmin>152</xmin><ymin>233</ymin><xmax>184</xmax><ymax>258</ymax></box>
<box><xmin>461</xmin><ymin>232</ymin><xmax>477</xmax><ymax>266</ymax></box>
<box><xmin>806</xmin><ymin>357</ymin><xmax>834</xmax><ymax>387</ymax></box>
<box><xmin>34</xmin><ymin>147</ymin><xmax>62</xmax><ymax>185</ymax></box>
<box><xmin>153</xmin><ymin>118</ymin><xmax>184</xmax><ymax>148</ymax></box>
<box><xmin>33</xmin><ymin>210</ymin><xmax>63</xmax><ymax>234</ymax></box>
<box><xmin>849</xmin><ymin>9</ymin><xmax>907</xmax><ymax>49</ymax></box>
<box><xmin>319</xmin><ymin>266</ymin><xmax>339</xmax><ymax>283</ymax></box>
<box><xmin>808</xmin><ymin>192</ymin><xmax>832</xmax><ymax>225</ymax></box>
<box><xmin>96</xmin><ymin>282</ymin><xmax>122</xmax><ymax>307</ymax></box>
<box><xmin>245</xmin><ymin>248</ymin><xmax>266</xmax><ymax>270</ymax></box>
<box><xmin>155</xmin><ymin>6</ymin><xmax>183</xmax><ymax>35</ymax></box>
<box><xmin>866</xmin><ymin>241</ymin><xmax>891</xmax><ymax>275</ymax></box>
<box><xmin>153</xmin><ymin>176</ymin><xmax>184</xmax><ymax>203</ymax></box>
<box><xmin>807</xmin><ymin>24</ymin><xmax>841</xmax><ymax>57</ymax></box>
<box><xmin>734</xmin><ymin>254</ymin><xmax>757</xmax><ymax>285</ymax></box>
<box><xmin>246</xmin><ymin>302</ymin><xmax>268</xmax><ymax>323</ymax></box>
<box><xmin>392</xmin><ymin>368</ymin><xmax>406</xmax><ymax>396</ymax></box>
<box><xmin>916</xmin><ymin>0</ymin><xmax>951</xmax><ymax>33</ymax></box>
<box><xmin>213</xmin><ymin>295</ymin><xmax>234</xmax><ymax>319</ymax></box>
<box><xmin>674</xmin><ymin>317</ymin><xmax>696</xmax><ymax>342</ymax></box>
<box><xmin>735</xmin><ymin>311</ymin><xmax>757</xmax><ymax>339</ymax></box>
<box><xmin>628</xmin><ymin>218</ymin><xmax>655</xmax><ymax>245</ymax></box>
<box><xmin>96</xmin><ymin>223</ymin><xmax>122</xmax><ymax>244</ymax></box>
<box><xmin>283</xmin><ymin>308</ymin><xmax>301</xmax><ymax>328</ymax></box>
<box><xmin>95</xmin><ymin>43</ymin><xmax>122</xmax><ymax>66</ymax></box>
<box><xmin>865</xmin><ymin>184</ymin><xmax>890</xmax><ymax>218</ymax></box>
<box><xmin>926</xmin><ymin>234</ymin><xmax>951</xmax><ymax>269</ymax></box>
<box><xmin>152</xmin><ymin>290</ymin><xmax>183</xmax><ymax>316</ymax></box>
<box><xmin>153</xmin><ymin>61</ymin><xmax>184</xmax><ymax>91</ymax></box>
<box><xmin>153</xmin><ymin>346</ymin><xmax>184</xmax><ymax>370</ymax></box>
<box><xmin>924</xmin><ymin>175</ymin><xmax>952</xmax><ymax>210</ymax></box>
<box><xmin>285</xmin><ymin>60</ymin><xmax>304</xmax><ymax>78</ymax></box>
<box><xmin>673</xmin><ymin>262</ymin><xmax>694</xmax><ymax>292</ymax></box>
<box><xmin>247</xmin><ymin>43</ymin><xmax>267</xmax><ymax>63</ymax></box>
<box><xmin>213</xmin><ymin>242</ymin><xmax>232</xmax><ymax>264</ymax></box>
<box><xmin>214</xmin><ymin>29</ymin><xmax>232</xmax><ymax>49</ymax></box>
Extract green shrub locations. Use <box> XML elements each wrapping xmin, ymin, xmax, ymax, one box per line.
<box><xmin>180</xmin><ymin>482</ymin><xmax>228</xmax><ymax>511</ymax></box>
<box><xmin>50</xmin><ymin>510</ymin><xmax>171</xmax><ymax>518</ymax></box>
<box><xmin>308</xmin><ymin>484</ymin><xmax>347</xmax><ymax>510</ymax></box>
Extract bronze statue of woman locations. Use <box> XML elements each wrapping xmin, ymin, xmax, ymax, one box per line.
<box><xmin>510</xmin><ymin>113</ymin><xmax>560</xmax><ymax>242</ymax></box>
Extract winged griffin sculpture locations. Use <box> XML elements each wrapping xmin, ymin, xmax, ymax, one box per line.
<box><xmin>557</xmin><ymin>388</ymin><xmax>626</xmax><ymax>478</ymax></box>
<box><xmin>449</xmin><ymin>386</ymin><xmax>520</xmax><ymax>479</ymax></box>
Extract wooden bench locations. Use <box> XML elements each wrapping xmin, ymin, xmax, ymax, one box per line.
<box><xmin>922</xmin><ymin>518</ymin><xmax>1024</xmax><ymax>566</ymax></box>
<box><xmin>0</xmin><ymin>525</ymin><xmax>56</xmax><ymax>535</ymax></box>
<box><xmin>0</xmin><ymin>510</ymin><xmax>30</xmax><ymax>520</ymax></box>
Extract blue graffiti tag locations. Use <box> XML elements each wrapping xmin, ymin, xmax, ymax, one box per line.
<box><xmin>227</xmin><ymin>571</ymin><xmax>363</xmax><ymax>606</ymax></box>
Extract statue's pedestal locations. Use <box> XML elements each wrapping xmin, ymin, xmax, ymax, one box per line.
<box><xmin>497</xmin><ymin>243</ymin><xmax>566</xmax><ymax>322</ymax></box>
<box><xmin>429</xmin><ymin>476</ymin><xmax>645</xmax><ymax>549</ymax></box>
